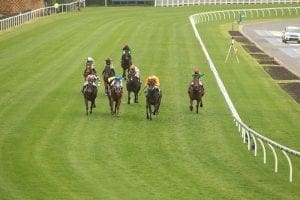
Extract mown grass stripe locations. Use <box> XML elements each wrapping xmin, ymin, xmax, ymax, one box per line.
<box><xmin>0</xmin><ymin>6</ymin><xmax>299</xmax><ymax>200</ymax></box>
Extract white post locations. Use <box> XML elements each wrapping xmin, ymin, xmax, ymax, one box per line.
<box><xmin>268</xmin><ymin>144</ymin><xmax>278</xmax><ymax>173</ymax></box>
<box><xmin>257</xmin><ymin>138</ymin><xmax>266</xmax><ymax>164</ymax></box>
<box><xmin>281</xmin><ymin>150</ymin><xmax>293</xmax><ymax>182</ymax></box>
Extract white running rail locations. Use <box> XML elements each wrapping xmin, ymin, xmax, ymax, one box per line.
<box><xmin>0</xmin><ymin>1</ymin><xmax>85</xmax><ymax>31</ymax></box>
<box><xmin>189</xmin><ymin>7</ymin><xmax>300</xmax><ymax>182</ymax></box>
<box><xmin>155</xmin><ymin>0</ymin><xmax>300</xmax><ymax>7</ymax></box>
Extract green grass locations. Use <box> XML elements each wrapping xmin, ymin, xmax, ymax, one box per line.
<box><xmin>0</xmin><ymin>5</ymin><xmax>299</xmax><ymax>200</ymax></box>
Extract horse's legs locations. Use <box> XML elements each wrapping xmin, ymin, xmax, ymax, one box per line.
<box><xmin>127</xmin><ymin>91</ymin><xmax>131</xmax><ymax>104</ymax></box>
<box><xmin>122</xmin><ymin>69</ymin><xmax>126</xmax><ymax>80</ymax></box>
<box><xmin>146</xmin><ymin>104</ymin><xmax>150</xmax><ymax>120</ymax></box>
<box><xmin>109</xmin><ymin>99</ymin><xmax>114</xmax><ymax>115</ymax></box>
<box><xmin>200</xmin><ymin>98</ymin><xmax>203</xmax><ymax>107</ymax></box>
<box><xmin>148</xmin><ymin>105</ymin><xmax>152</xmax><ymax>120</ymax></box>
<box><xmin>116</xmin><ymin>100</ymin><xmax>120</xmax><ymax>117</ymax></box>
<box><xmin>189</xmin><ymin>99</ymin><xmax>193</xmax><ymax>111</ymax></box>
<box><xmin>104</xmin><ymin>83</ymin><xmax>108</xmax><ymax>95</ymax></box>
<box><xmin>134</xmin><ymin>92</ymin><xmax>138</xmax><ymax>103</ymax></box>
<box><xmin>84</xmin><ymin>98</ymin><xmax>89</xmax><ymax>115</ymax></box>
<box><xmin>90</xmin><ymin>100</ymin><xmax>93</xmax><ymax>114</ymax></box>
<box><xmin>196</xmin><ymin>100</ymin><xmax>199</xmax><ymax>114</ymax></box>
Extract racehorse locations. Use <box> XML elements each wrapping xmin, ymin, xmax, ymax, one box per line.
<box><xmin>121</xmin><ymin>51</ymin><xmax>132</xmax><ymax>80</ymax></box>
<box><xmin>108</xmin><ymin>79</ymin><xmax>123</xmax><ymax>116</ymax></box>
<box><xmin>83</xmin><ymin>74</ymin><xmax>98</xmax><ymax>115</ymax></box>
<box><xmin>126</xmin><ymin>70</ymin><xmax>141</xmax><ymax>104</ymax></box>
<box><xmin>102</xmin><ymin>67</ymin><xmax>115</xmax><ymax>95</ymax></box>
<box><xmin>145</xmin><ymin>80</ymin><xmax>162</xmax><ymax>120</ymax></box>
<box><xmin>188</xmin><ymin>79</ymin><xmax>204</xmax><ymax>114</ymax></box>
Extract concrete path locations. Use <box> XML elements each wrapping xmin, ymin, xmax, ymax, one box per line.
<box><xmin>240</xmin><ymin>19</ymin><xmax>300</xmax><ymax>77</ymax></box>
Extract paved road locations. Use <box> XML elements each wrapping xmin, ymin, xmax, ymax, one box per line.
<box><xmin>240</xmin><ymin>19</ymin><xmax>300</xmax><ymax>77</ymax></box>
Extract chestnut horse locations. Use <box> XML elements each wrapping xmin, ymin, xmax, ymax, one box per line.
<box><xmin>121</xmin><ymin>51</ymin><xmax>132</xmax><ymax>79</ymax></box>
<box><xmin>108</xmin><ymin>79</ymin><xmax>123</xmax><ymax>116</ymax></box>
<box><xmin>126</xmin><ymin>70</ymin><xmax>141</xmax><ymax>104</ymax></box>
<box><xmin>145</xmin><ymin>80</ymin><xmax>162</xmax><ymax>120</ymax></box>
<box><xmin>83</xmin><ymin>75</ymin><xmax>98</xmax><ymax>115</ymax></box>
<box><xmin>188</xmin><ymin>79</ymin><xmax>204</xmax><ymax>114</ymax></box>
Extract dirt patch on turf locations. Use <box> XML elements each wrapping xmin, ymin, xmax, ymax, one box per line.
<box><xmin>229</xmin><ymin>31</ymin><xmax>300</xmax><ymax>103</ymax></box>
<box><xmin>257</xmin><ymin>60</ymin><xmax>280</xmax><ymax>65</ymax></box>
<box><xmin>279</xmin><ymin>83</ymin><xmax>300</xmax><ymax>103</ymax></box>
<box><xmin>263</xmin><ymin>66</ymin><xmax>300</xmax><ymax>80</ymax></box>
<box><xmin>243</xmin><ymin>45</ymin><xmax>264</xmax><ymax>54</ymax></box>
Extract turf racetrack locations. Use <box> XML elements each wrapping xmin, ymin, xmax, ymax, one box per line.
<box><xmin>0</xmin><ymin>5</ymin><xmax>299</xmax><ymax>200</ymax></box>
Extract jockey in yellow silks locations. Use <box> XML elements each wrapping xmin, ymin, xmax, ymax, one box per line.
<box><xmin>145</xmin><ymin>75</ymin><xmax>160</xmax><ymax>88</ymax></box>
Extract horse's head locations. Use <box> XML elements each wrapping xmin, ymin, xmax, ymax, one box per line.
<box><xmin>112</xmin><ymin>80</ymin><xmax>123</xmax><ymax>94</ymax></box>
<box><xmin>87</xmin><ymin>74</ymin><xmax>96</xmax><ymax>83</ymax></box>
<box><xmin>122</xmin><ymin>52</ymin><xmax>132</xmax><ymax>68</ymax></box>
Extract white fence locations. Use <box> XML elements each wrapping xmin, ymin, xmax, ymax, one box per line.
<box><xmin>0</xmin><ymin>1</ymin><xmax>85</xmax><ymax>31</ymax></box>
<box><xmin>155</xmin><ymin>0</ymin><xmax>299</xmax><ymax>6</ymax></box>
<box><xmin>189</xmin><ymin>7</ymin><xmax>300</xmax><ymax>182</ymax></box>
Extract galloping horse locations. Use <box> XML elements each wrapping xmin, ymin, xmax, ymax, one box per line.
<box><xmin>83</xmin><ymin>74</ymin><xmax>98</xmax><ymax>115</ymax></box>
<box><xmin>108</xmin><ymin>79</ymin><xmax>123</xmax><ymax>116</ymax></box>
<box><xmin>102</xmin><ymin>66</ymin><xmax>115</xmax><ymax>95</ymax></box>
<box><xmin>188</xmin><ymin>79</ymin><xmax>204</xmax><ymax>114</ymax></box>
<box><xmin>126</xmin><ymin>70</ymin><xmax>141</xmax><ymax>104</ymax></box>
<box><xmin>145</xmin><ymin>78</ymin><xmax>162</xmax><ymax>120</ymax></box>
<box><xmin>121</xmin><ymin>51</ymin><xmax>132</xmax><ymax>79</ymax></box>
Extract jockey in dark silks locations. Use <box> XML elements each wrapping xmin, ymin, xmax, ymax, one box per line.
<box><xmin>102</xmin><ymin>58</ymin><xmax>116</xmax><ymax>95</ymax></box>
<box><xmin>122</xmin><ymin>44</ymin><xmax>131</xmax><ymax>55</ymax></box>
<box><xmin>101</xmin><ymin>58</ymin><xmax>115</xmax><ymax>77</ymax></box>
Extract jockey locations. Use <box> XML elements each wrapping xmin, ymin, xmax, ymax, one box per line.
<box><xmin>129</xmin><ymin>64</ymin><xmax>140</xmax><ymax>79</ymax></box>
<box><xmin>102</xmin><ymin>58</ymin><xmax>115</xmax><ymax>76</ymax></box>
<box><xmin>191</xmin><ymin>68</ymin><xmax>204</xmax><ymax>86</ymax></box>
<box><xmin>108</xmin><ymin>75</ymin><xmax>123</xmax><ymax>87</ymax></box>
<box><xmin>101</xmin><ymin>58</ymin><xmax>116</xmax><ymax>76</ymax></box>
<box><xmin>107</xmin><ymin>75</ymin><xmax>123</xmax><ymax>95</ymax></box>
<box><xmin>101</xmin><ymin>58</ymin><xmax>116</xmax><ymax>95</ymax></box>
<box><xmin>145</xmin><ymin>75</ymin><xmax>160</xmax><ymax>88</ymax></box>
<box><xmin>122</xmin><ymin>44</ymin><xmax>131</xmax><ymax>55</ymax></box>
<box><xmin>82</xmin><ymin>57</ymin><xmax>98</xmax><ymax>93</ymax></box>
<box><xmin>86</xmin><ymin>57</ymin><xmax>95</xmax><ymax>69</ymax></box>
<box><xmin>145</xmin><ymin>75</ymin><xmax>160</xmax><ymax>96</ymax></box>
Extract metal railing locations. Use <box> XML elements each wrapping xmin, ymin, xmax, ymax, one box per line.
<box><xmin>0</xmin><ymin>1</ymin><xmax>85</xmax><ymax>31</ymax></box>
<box><xmin>189</xmin><ymin>7</ymin><xmax>300</xmax><ymax>182</ymax></box>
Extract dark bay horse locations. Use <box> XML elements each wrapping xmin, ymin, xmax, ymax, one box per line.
<box><xmin>108</xmin><ymin>79</ymin><xmax>123</xmax><ymax>116</ymax></box>
<box><xmin>146</xmin><ymin>83</ymin><xmax>162</xmax><ymax>120</ymax></box>
<box><xmin>188</xmin><ymin>79</ymin><xmax>204</xmax><ymax>114</ymax></box>
<box><xmin>102</xmin><ymin>67</ymin><xmax>115</xmax><ymax>95</ymax></box>
<box><xmin>83</xmin><ymin>75</ymin><xmax>98</xmax><ymax>115</ymax></box>
<box><xmin>126</xmin><ymin>70</ymin><xmax>141</xmax><ymax>104</ymax></box>
<box><xmin>121</xmin><ymin>51</ymin><xmax>132</xmax><ymax>79</ymax></box>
